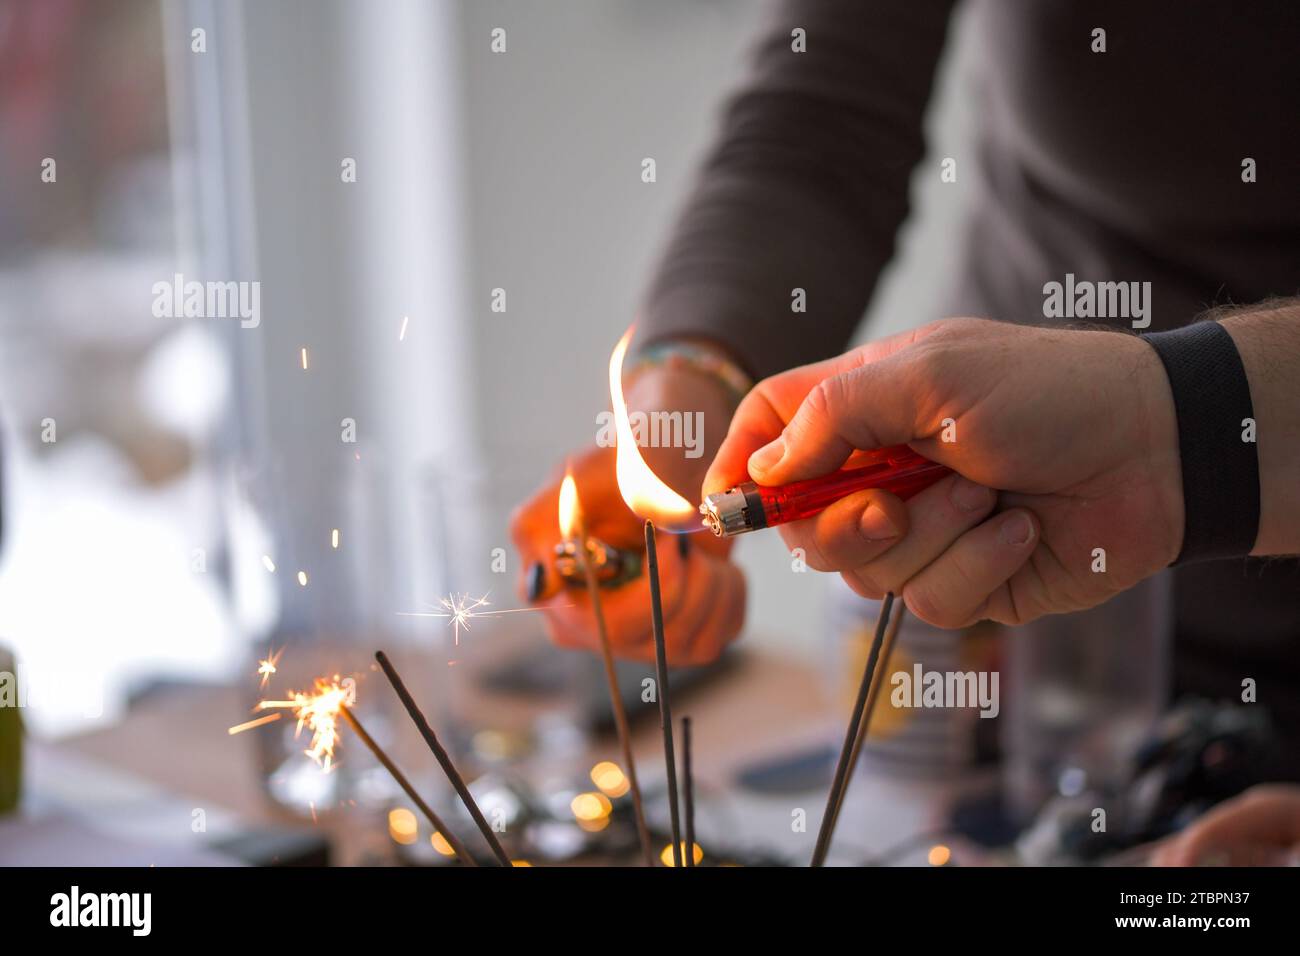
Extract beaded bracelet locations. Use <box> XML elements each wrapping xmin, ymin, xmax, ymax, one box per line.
<box><xmin>624</xmin><ymin>339</ymin><xmax>754</xmax><ymax>410</ymax></box>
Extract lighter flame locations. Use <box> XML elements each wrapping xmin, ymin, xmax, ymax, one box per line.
<box><xmin>607</xmin><ymin>329</ymin><xmax>696</xmax><ymax>528</ymax></box>
<box><xmin>558</xmin><ymin>469</ymin><xmax>579</xmax><ymax>540</ymax></box>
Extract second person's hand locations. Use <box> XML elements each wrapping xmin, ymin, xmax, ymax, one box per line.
<box><xmin>703</xmin><ymin>318</ymin><xmax>1184</xmax><ymax>628</ymax></box>
<box><xmin>511</xmin><ymin>361</ymin><xmax>746</xmax><ymax>665</ymax></box>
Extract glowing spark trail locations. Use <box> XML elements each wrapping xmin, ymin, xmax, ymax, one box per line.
<box><xmin>228</xmin><ymin>712</ymin><xmax>282</xmax><ymax>736</ymax></box>
<box><xmin>397</xmin><ymin>592</ymin><xmax>555</xmax><ymax>646</ymax></box>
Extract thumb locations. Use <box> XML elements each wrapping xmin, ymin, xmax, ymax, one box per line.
<box><xmin>748</xmin><ymin>358</ymin><xmax>923</xmax><ymax>484</ymax></box>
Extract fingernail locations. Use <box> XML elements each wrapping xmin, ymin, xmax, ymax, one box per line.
<box><xmin>748</xmin><ymin>437</ymin><xmax>785</xmax><ymax>475</ymax></box>
<box><xmin>526</xmin><ymin>561</ymin><xmax>546</xmax><ymax>601</ymax></box>
<box><xmin>860</xmin><ymin>503</ymin><xmax>901</xmax><ymax>541</ymax></box>
<box><xmin>951</xmin><ymin>477</ymin><xmax>994</xmax><ymax>513</ymax></box>
<box><xmin>1000</xmin><ymin>513</ymin><xmax>1035</xmax><ymax>547</ymax></box>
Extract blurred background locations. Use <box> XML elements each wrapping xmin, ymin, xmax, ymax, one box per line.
<box><xmin>0</xmin><ymin>0</ymin><xmax>1250</xmax><ymax>867</ymax></box>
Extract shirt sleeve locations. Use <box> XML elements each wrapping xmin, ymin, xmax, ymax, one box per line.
<box><xmin>635</xmin><ymin>0</ymin><xmax>957</xmax><ymax>380</ymax></box>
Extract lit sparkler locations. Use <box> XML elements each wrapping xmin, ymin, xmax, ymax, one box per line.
<box><xmin>225</xmin><ymin>653</ymin><xmax>477</xmax><ymax>864</ymax></box>
<box><xmin>256</xmin><ymin>675</ymin><xmax>354</xmax><ymax>772</ymax></box>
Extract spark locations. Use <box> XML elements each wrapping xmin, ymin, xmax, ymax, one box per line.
<box><xmin>257</xmin><ymin>675</ymin><xmax>353</xmax><ymax>772</ymax></box>
<box><xmin>257</xmin><ymin>646</ymin><xmax>283</xmax><ymax>688</ymax></box>
<box><xmin>331</xmin><ymin>528</ymin><xmax>340</xmax><ymax>549</ymax></box>
<box><xmin>298</xmin><ymin>570</ymin><xmax>309</xmax><ymax>586</ymax></box>
<box><xmin>262</xmin><ymin>555</ymin><xmax>276</xmax><ymax>573</ymax></box>
<box><xmin>228</xmin><ymin>712</ymin><xmax>282</xmax><ymax>736</ymax></box>
<box><xmin>301</xmin><ymin>347</ymin><xmax>309</xmax><ymax>370</ymax></box>
<box><xmin>399</xmin><ymin>315</ymin><xmax>410</xmax><ymax>341</ymax></box>
<box><xmin>397</xmin><ymin>592</ymin><xmax>554</xmax><ymax>646</ymax></box>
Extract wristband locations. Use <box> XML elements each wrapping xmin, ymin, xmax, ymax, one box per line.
<box><xmin>1141</xmin><ymin>321</ymin><xmax>1259</xmax><ymax>563</ymax></box>
<box><xmin>626</xmin><ymin>339</ymin><xmax>753</xmax><ymax>410</ymax></box>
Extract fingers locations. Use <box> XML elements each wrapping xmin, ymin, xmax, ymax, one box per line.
<box><xmin>805</xmin><ymin>473</ymin><xmax>998</xmax><ymax>595</ymax></box>
<box><xmin>775</xmin><ymin>488</ymin><xmax>911</xmax><ymax>573</ymax></box>
<box><xmin>748</xmin><ymin>355</ymin><xmax>928</xmax><ymax>486</ymax></box>
<box><xmin>901</xmin><ymin>508</ymin><xmax>1039</xmax><ymax>628</ymax></box>
<box><xmin>534</xmin><ymin>534</ymin><xmax>744</xmax><ymax>667</ymax></box>
<box><xmin>1152</xmin><ymin>786</ymin><xmax>1300</xmax><ymax>866</ymax></box>
<box><xmin>703</xmin><ymin>356</ymin><xmax>841</xmax><ymax>498</ymax></box>
<box><xmin>703</xmin><ymin>326</ymin><xmax>937</xmax><ymax>498</ymax></box>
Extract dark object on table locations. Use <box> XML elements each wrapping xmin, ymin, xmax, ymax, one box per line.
<box><xmin>1016</xmin><ymin>699</ymin><xmax>1276</xmax><ymax>864</ymax></box>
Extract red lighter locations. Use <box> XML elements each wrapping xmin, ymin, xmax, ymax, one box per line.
<box><xmin>699</xmin><ymin>445</ymin><xmax>951</xmax><ymax>537</ymax></box>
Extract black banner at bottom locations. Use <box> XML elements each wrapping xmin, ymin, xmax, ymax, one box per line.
<box><xmin>0</xmin><ymin>864</ymin><xmax>1289</xmax><ymax>940</ymax></box>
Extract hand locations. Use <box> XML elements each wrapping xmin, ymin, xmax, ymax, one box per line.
<box><xmin>1151</xmin><ymin>785</ymin><xmax>1300</xmax><ymax>866</ymax></box>
<box><xmin>511</xmin><ymin>364</ymin><xmax>745</xmax><ymax>665</ymax></box>
<box><xmin>704</xmin><ymin>318</ymin><xmax>1183</xmax><ymax>627</ymax></box>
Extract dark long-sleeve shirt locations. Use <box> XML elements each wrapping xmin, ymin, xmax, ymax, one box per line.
<box><xmin>637</xmin><ymin>0</ymin><xmax>1300</xmax><ymax>772</ymax></box>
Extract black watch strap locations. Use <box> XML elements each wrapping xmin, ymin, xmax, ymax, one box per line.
<box><xmin>1141</xmin><ymin>321</ymin><xmax>1259</xmax><ymax>563</ymax></box>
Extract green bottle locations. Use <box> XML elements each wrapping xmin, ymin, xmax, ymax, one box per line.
<box><xmin>0</xmin><ymin>648</ymin><xmax>20</xmax><ymax>815</ymax></box>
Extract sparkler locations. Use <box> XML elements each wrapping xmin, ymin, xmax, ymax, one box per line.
<box><xmin>228</xmin><ymin>656</ymin><xmax>478</xmax><ymax>865</ymax></box>
<box><xmin>337</xmin><ymin>702</ymin><xmax>476</xmax><ymax>866</ymax></box>
<box><xmin>375</xmin><ymin>650</ymin><xmax>513</xmax><ymax>867</ymax></box>
<box><xmin>811</xmin><ymin>592</ymin><xmax>896</xmax><ymax>867</ymax></box>
<box><xmin>560</xmin><ymin>469</ymin><xmax>656</xmax><ymax>867</ymax></box>
<box><xmin>682</xmin><ymin>715</ymin><xmax>696</xmax><ymax>868</ymax></box>
<box><xmin>255</xmin><ymin>675</ymin><xmax>352</xmax><ymax>772</ymax></box>
<box><xmin>822</xmin><ymin>603</ymin><xmax>906</xmax><ymax>846</ymax></box>
<box><xmin>644</xmin><ymin>521</ymin><xmax>683</xmax><ymax>869</ymax></box>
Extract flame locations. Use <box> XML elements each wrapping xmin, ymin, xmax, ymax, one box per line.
<box><xmin>607</xmin><ymin>328</ymin><xmax>696</xmax><ymax>528</ymax></box>
<box><xmin>558</xmin><ymin>468</ymin><xmax>579</xmax><ymax>540</ymax></box>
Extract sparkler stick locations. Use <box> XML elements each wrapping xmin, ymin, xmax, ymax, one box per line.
<box><xmin>811</xmin><ymin>591</ymin><xmax>895</xmax><ymax>867</ymax></box>
<box><xmin>644</xmin><ymin>520</ymin><xmax>683</xmax><ymax>869</ymax></box>
<box><xmin>375</xmin><ymin>650</ymin><xmax>512</xmax><ymax>867</ymax></box>
<box><xmin>577</xmin><ymin>509</ymin><xmax>656</xmax><ymax>867</ymax></box>
<box><xmin>338</xmin><ymin>704</ymin><xmax>477</xmax><ymax>867</ymax></box>
<box><xmin>820</xmin><ymin>601</ymin><xmax>906</xmax><ymax>856</ymax></box>
<box><xmin>682</xmin><ymin>715</ymin><xmax>695</xmax><ymax>868</ymax></box>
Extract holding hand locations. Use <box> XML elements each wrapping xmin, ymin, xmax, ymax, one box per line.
<box><xmin>512</xmin><ymin>364</ymin><xmax>746</xmax><ymax>665</ymax></box>
<box><xmin>704</xmin><ymin>318</ymin><xmax>1184</xmax><ymax>628</ymax></box>
<box><xmin>1152</xmin><ymin>785</ymin><xmax>1300</xmax><ymax>866</ymax></box>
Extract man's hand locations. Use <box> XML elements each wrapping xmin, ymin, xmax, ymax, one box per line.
<box><xmin>511</xmin><ymin>363</ymin><xmax>745</xmax><ymax>665</ymax></box>
<box><xmin>1152</xmin><ymin>785</ymin><xmax>1300</xmax><ymax>866</ymax></box>
<box><xmin>704</xmin><ymin>318</ymin><xmax>1184</xmax><ymax>628</ymax></box>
